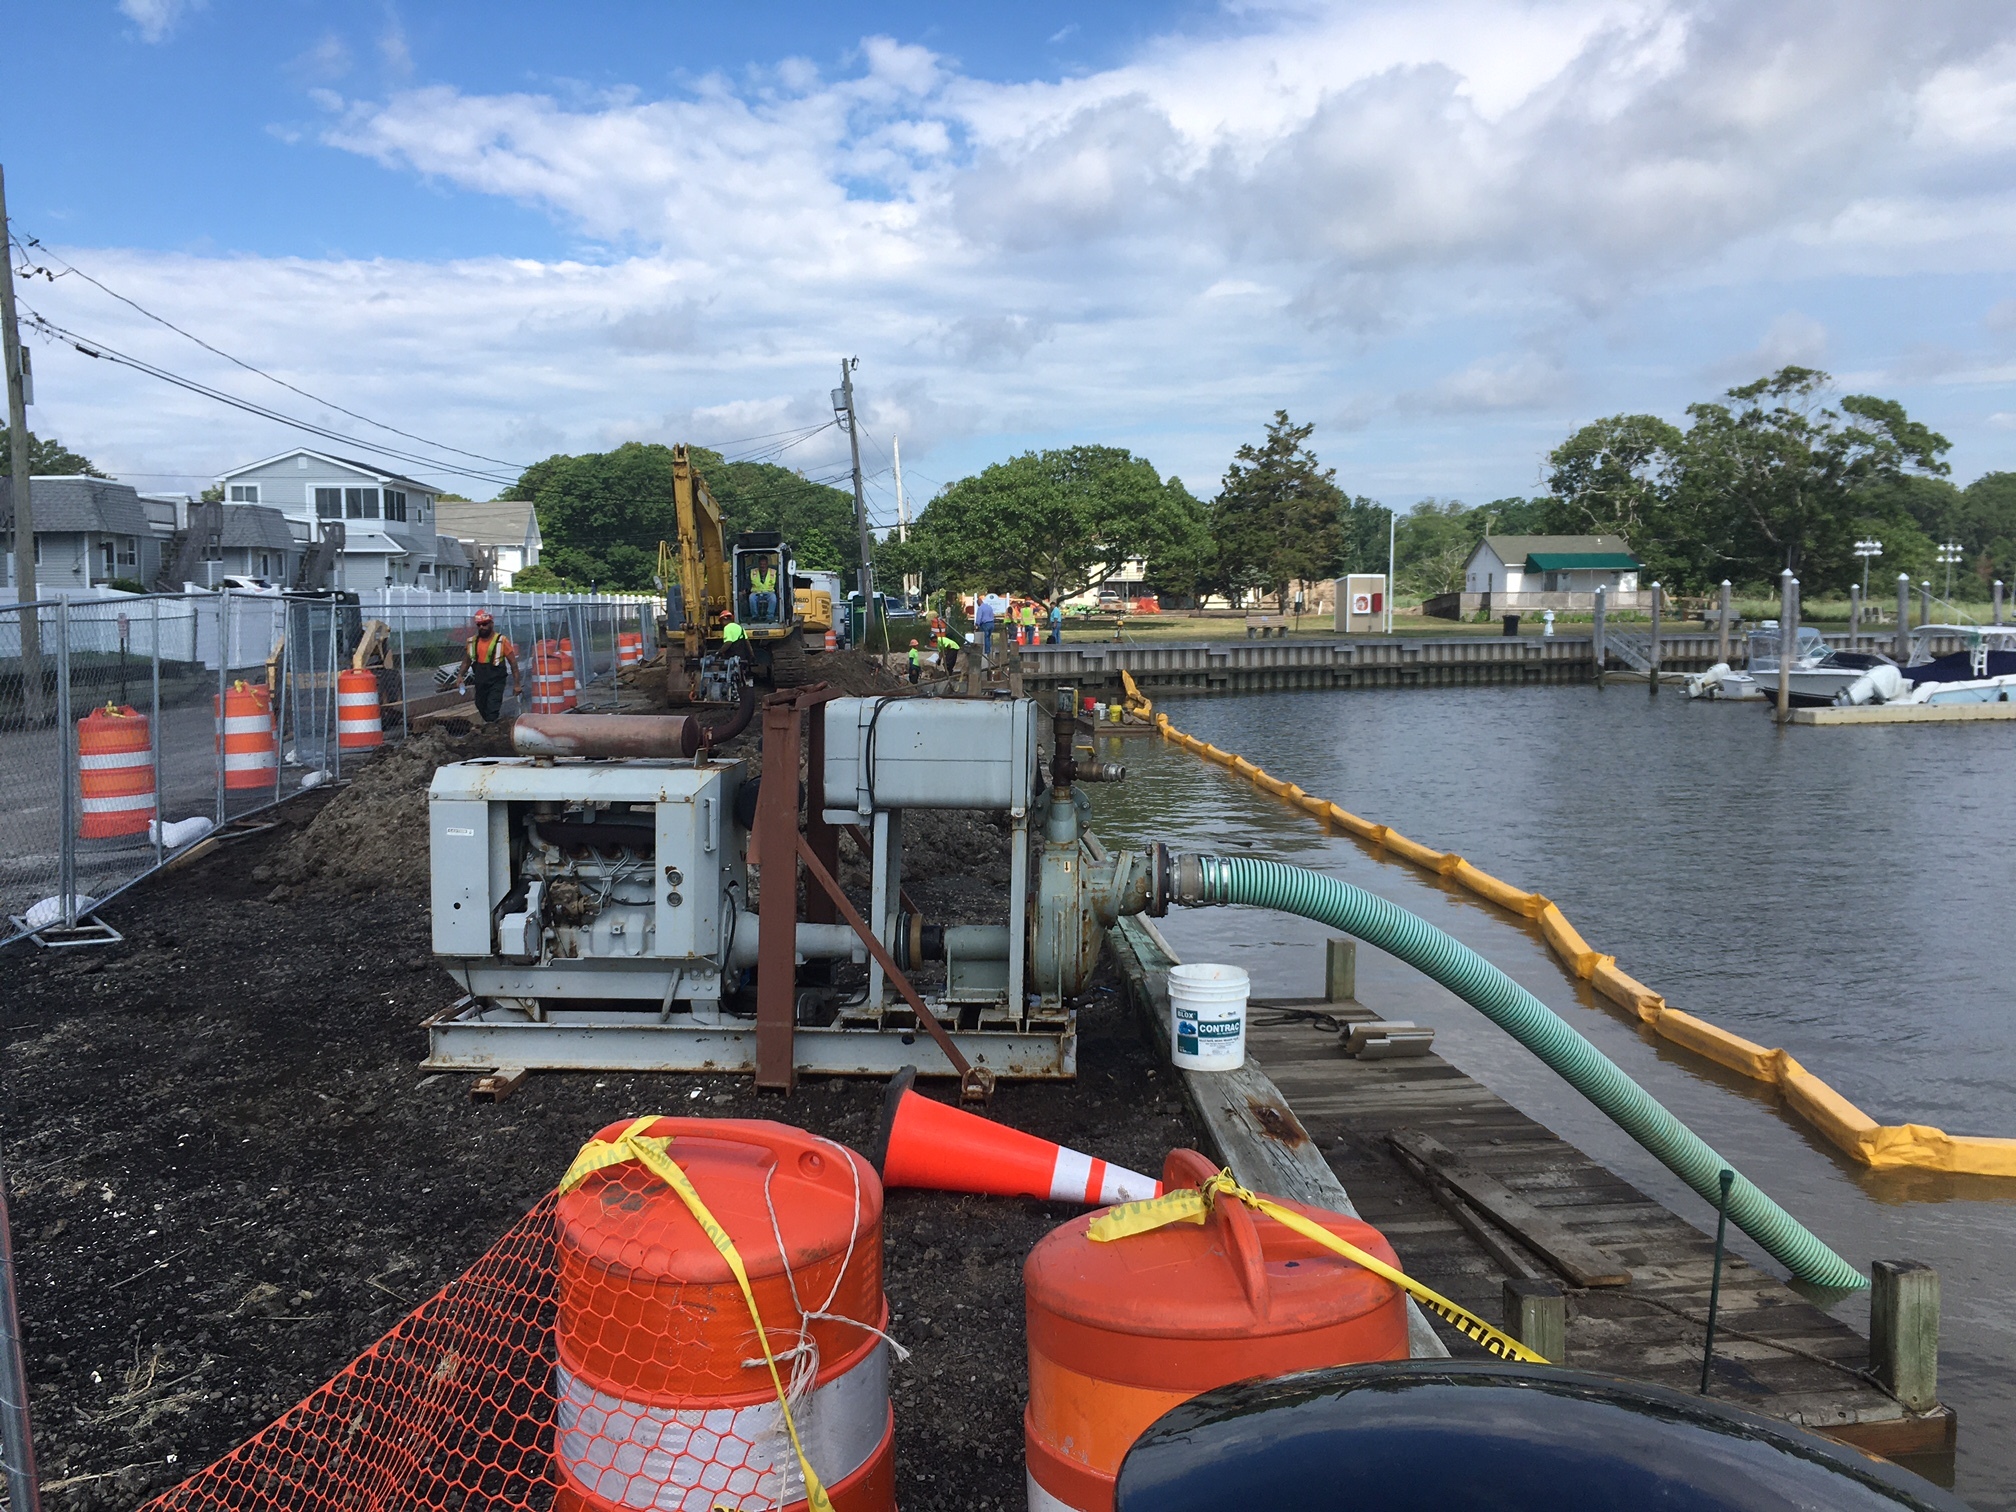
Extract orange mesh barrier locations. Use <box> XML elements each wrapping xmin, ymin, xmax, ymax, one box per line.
<box><xmin>141</xmin><ymin>1197</ymin><xmax>562</xmax><ymax>1512</ymax></box>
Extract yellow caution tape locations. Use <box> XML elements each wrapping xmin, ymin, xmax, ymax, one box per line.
<box><xmin>1089</xmin><ymin>1169</ymin><xmax>1548</xmax><ymax>1365</ymax></box>
<box><xmin>1141</xmin><ymin>701</ymin><xmax>2016</xmax><ymax>1179</ymax></box>
<box><xmin>559</xmin><ymin>1119</ymin><xmax>836</xmax><ymax>1512</ymax></box>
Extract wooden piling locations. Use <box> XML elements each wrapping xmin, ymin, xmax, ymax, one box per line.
<box><xmin>1503</xmin><ymin>1278</ymin><xmax>1566</xmax><ymax>1364</ymax></box>
<box><xmin>1896</xmin><ymin>573</ymin><xmax>1911</xmax><ymax>662</ymax></box>
<box><xmin>1870</xmin><ymin>1260</ymin><xmax>1941</xmax><ymax>1414</ymax></box>
<box><xmin>1715</xmin><ymin>580</ymin><xmax>1731</xmax><ymax>666</ymax></box>
<box><xmin>1849</xmin><ymin>583</ymin><xmax>1861</xmax><ymax>649</ymax></box>
<box><xmin>1592</xmin><ymin>586</ymin><xmax>1607</xmax><ymax>689</ymax></box>
<box><xmin>1648</xmin><ymin>583</ymin><xmax>1662</xmax><ymax>695</ymax></box>
<box><xmin>1325</xmin><ymin>937</ymin><xmax>1358</xmax><ymax>1003</ymax></box>
<box><xmin>1776</xmin><ymin>570</ymin><xmax>1794</xmax><ymax>725</ymax></box>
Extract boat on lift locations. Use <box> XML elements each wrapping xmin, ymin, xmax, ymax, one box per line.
<box><xmin>1837</xmin><ymin>624</ymin><xmax>2016</xmax><ymax>706</ymax></box>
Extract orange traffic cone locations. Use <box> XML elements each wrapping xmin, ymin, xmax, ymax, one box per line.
<box><xmin>825</xmin><ymin>627</ymin><xmax>838</xmax><ymax>651</ymax></box>
<box><xmin>870</xmin><ymin>1068</ymin><xmax>1161</xmax><ymax>1207</ymax></box>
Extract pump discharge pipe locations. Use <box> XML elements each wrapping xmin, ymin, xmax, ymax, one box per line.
<box><xmin>1126</xmin><ymin>848</ymin><xmax>1865</xmax><ymax>1290</ymax></box>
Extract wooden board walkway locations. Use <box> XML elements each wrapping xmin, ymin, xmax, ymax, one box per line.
<box><xmin>1108</xmin><ymin>918</ymin><xmax>1955</xmax><ymax>1460</ymax></box>
<box><xmin>1792</xmin><ymin>701</ymin><xmax>2016</xmax><ymax>725</ymax></box>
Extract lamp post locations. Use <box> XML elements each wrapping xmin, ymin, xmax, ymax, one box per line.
<box><xmin>1936</xmin><ymin>542</ymin><xmax>1964</xmax><ymax>604</ymax></box>
<box><xmin>1854</xmin><ymin>538</ymin><xmax>1883</xmax><ymax>597</ymax></box>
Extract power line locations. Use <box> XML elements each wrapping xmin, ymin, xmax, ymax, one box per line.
<box><xmin>22</xmin><ymin>306</ymin><xmax>521</xmax><ymax>488</ymax></box>
<box><xmin>11</xmin><ymin>231</ymin><xmax>531</xmax><ymax>473</ymax></box>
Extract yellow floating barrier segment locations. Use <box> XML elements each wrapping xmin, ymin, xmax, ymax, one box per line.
<box><xmin>1116</xmin><ymin>672</ymin><xmax>2016</xmax><ymax>1179</ymax></box>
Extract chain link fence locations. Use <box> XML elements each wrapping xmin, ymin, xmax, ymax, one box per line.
<box><xmin>1</xmin><ymin>588</ymin><xmax>654</xmax><ymax>949</ymax></box>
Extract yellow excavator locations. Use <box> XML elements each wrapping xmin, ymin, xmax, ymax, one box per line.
<box><xmin>656</xmin><ymin>445</ymin><xmax>830</xmax><ymax>700</ymax></box>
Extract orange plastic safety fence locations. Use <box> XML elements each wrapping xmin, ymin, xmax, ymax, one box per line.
<box><xmin>141</xmin><ymin>1197</ymin><xmax>563</xmax><ymax>1512</ymax></box>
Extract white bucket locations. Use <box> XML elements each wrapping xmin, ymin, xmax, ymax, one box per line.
<box><xmin>1170</xmin><ymin>963</ymin><xmax>1249</xmax><ymax>1071</ymax></box>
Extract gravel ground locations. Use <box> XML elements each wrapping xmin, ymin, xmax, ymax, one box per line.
<box><xmin>0</xmin><ymin>698</ymin><xmax>1198</xmax><ymax>1510</ymax></box>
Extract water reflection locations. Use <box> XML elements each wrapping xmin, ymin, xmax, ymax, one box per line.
<box><xmin>1083</xmin><ymin>686</ymin><xmax>2016</xmax><ymax>1509</ymax></box>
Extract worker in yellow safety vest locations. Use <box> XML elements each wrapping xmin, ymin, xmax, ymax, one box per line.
<box><xmin>748</xmin><ymin>556</ymin><xmax>780</xmax><ymax>623</ymax></box>
<box><xmin>720</xmin><ymin>609</ymin><xmax>750</xmax><ymax>657</ymax></box>
<box><xmin>907</xmin><ymin>639</ymin><xmax>922</xmax><ymax>685</ymax></box>
<box><xmin>935</xmin><ymin>629</ymin><xmax>961</xmax><ymax>674</ymax></box>
<box><xmin>1018</xmin><ymin>600</ymin><xmax>1037</xmax><ymax>646</ymax></box>
<box><xmin>455</xmin><ymin>609</ymin><xmax>522</xmax><ymax>723</ymax></box>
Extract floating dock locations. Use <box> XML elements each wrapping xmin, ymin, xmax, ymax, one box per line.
<box><xmin>1791</xmin><ymin>702</ymin><xmax>2016</xmax><ymax>726</ymax></box>
<box><xmin>1108</xmin><ymin>917</ymin><xmax>1957</xmax><ymax>1461</ymax></box>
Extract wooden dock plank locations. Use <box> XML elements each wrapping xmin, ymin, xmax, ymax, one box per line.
<box><xmin>1106</xmin><ymin>939</ymin><xmax>1956</xmax><ymax>1456</ymax></box>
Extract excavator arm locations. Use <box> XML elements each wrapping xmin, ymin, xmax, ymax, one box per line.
<box><xmin>663</xmin><ymin>445</ymin><xmax>731</xmax><ymax>699</ymax></box>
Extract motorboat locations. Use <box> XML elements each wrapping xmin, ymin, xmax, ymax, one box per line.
<box><xmin>1838</xmin><ymin>624</ymin><xmax>2016</xmax><ymax>706</ymax></box>
<box><xmin>1718</xmin><ymin>623</ymin><xmax>1894</xmax><ymax>706</ymax></box>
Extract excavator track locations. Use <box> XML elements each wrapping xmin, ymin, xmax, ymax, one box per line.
<box><xmin>765</xmin><ymin>628</ymin><xmax>812</xmax><ymax>687</ymax></box>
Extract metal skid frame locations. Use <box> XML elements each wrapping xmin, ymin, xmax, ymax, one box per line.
<box><xmin>423</xmin><ymin>685</ymin><xmax>1071</xmax><ymax>1090</ymax></box>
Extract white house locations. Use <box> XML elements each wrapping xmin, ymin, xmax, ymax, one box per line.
<box><xmin>1442</xmin><ymin>534</ymin><xmax>1643</xmax><ymax>617</ymax></box>
<box><xmin>214</xmin><ymin>449</ymin><xmax>441</xmax><ymax>588</ymax></box>
<box><xmin>433</xmin><ymin>498</ymin><xmax>541</xmax><ymax>587</ymax></box>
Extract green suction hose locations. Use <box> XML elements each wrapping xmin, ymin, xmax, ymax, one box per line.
<box><xmin>1177</xmin><ymin>853</ymin><xmax>1866</xmax><ymax>1290</ymax></box>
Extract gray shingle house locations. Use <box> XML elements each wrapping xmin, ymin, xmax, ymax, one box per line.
<box><xmin>1</xmin><ymin>475</ymin><xmax>162</xmax><ymax>595</ymax></box>
<box><xmin>433</xmin><ymin>499</ymin><xmax>541</xmax><ymax>587</ymax></box>
<box><xmin>430</xmin><ymin>534</ymin><xmax>472</xmax><ymax>590</ymax></box>
<box><xmin>213</xmin><ymin>448</ymin><xmax>439</xmax><ymax>588</ymax></box>
<box><xmin>218</xmin><ymin>504</ymin><xmax>303</xmax><ymax>586</ymax></box>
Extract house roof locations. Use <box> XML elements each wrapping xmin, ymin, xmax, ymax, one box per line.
<box><xmin>0</xmin><ymin>476</ymin><xmax>153</xmax><ymax>538</ymax></box>
<box><xmin>1473</xmin><ymin>534</ymin><xmax>1638</xmax><ymax>569</ymax></box>
<box><xmin>216</xmin><ymin>448</ymin><xmax>436</xmax><ymax>495</ymax></box>
<box><xmin>434</xmin><ymin>499</ymin><xmax>537</xmax><ymax>546</ymax></box>
<box><xmin>432</xmin><ymin>535</ymin><xmax>471</xmax><ymax>569</ymax></box>
<box><xmin>1525</xmin><ymin>550</ymin><xmax>1641</xmax><ymax>571</ymax></box>
<box><xmin>339</xmin><ymin>527</ymin><xmax>410</xmax><ymax>557</ymax></box>
<box><xmin>220</xmin><ymin>504</ymin><xmax>297</xmax><ymax>552</ymax></box>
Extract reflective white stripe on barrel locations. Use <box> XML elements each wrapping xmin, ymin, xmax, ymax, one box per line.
<box><xmin>220</xmin><ymin>715</ymin><xmax>271</xmax><ymax>735</ymax></box>
<box><xmin>557</xmin><ymin>1341</ymin><xmax>887</xmax><ymax>1512</ymax></box>
<box><xmin>224</xmin><ymin>750</ymin><xmax>276</xmax><ymax>769</ymax></box>
<box><xmin>1048</xmin><ymin>1149</ymin><xmax>1159</xmax><ymax>1206</ymax></box>
<box><xmin>78</xmin><ymin>751</ymin><xmax>154</xmax><ymax>772</ymax></box>
<box><xmin>80</xmin><ymin>791</ymin><xmax>158</xmax><ymax>813</ymax></box>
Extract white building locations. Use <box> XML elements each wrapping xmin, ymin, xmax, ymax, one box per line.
<box><xmin>1441</xmin><ymin>534</ymin><xmax>1644</xmax><ymax>617</ymax></box>
<box><xmin>433</xmin><ymin>498</ymin><xmax>542</xmax><ymax>588</ymax></box>
<box><xmin>214</xmin><ymin>449</ymin><xmax>441</xmax><ymax>588</ymax></box>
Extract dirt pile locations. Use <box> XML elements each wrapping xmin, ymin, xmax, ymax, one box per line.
<box><xmin>264</xmin><ymin>725</ymin><xmax>513</xmax><ymax>898</ymax></box>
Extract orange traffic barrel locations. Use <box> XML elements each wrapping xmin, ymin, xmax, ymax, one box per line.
<box><xmin>553</xmin><ymin>1117</ymin><xmax>895</xmax><ymax>1512</ymax></box>
<box><xmin>77</xmin><ymin>703</ymin><xmax>155</xmax><ymax>838</ymax></box>
<box><xmin>1023</xmin><ymin>1147</ymin><xmax>1407</xmax><ymax>1512</ymax></box>
<box><xmin>617</xmin><ymin>631</ymin><xmax>643</xmax><ymax>668</ymax></box>
<box><xmin>336</xmin><ymin>668</ymin><xmax>384</xmax><ymax>751</ymax></box>
<box><xmin>214</xmin><ymin>681</ymin><xmax>277</xmax><ymax>790</ymax></box>
<box><xmin>532</xmin><ymin>645</ymin><xmax>569</xmax><ymax>714</ymax></box>
<box><xmin>824</xmin><ymin>628</ymin><xmax>838</xmax><ymax>652</ymax></box>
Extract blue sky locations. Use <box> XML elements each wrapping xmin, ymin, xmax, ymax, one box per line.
<box><xmin>10</xmin><ymin>1</ymin><xmax>2016</xmax><ymax>522</ymax></box>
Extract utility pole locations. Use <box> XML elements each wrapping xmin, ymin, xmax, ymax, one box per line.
<box><xmin>0</xmin><ymin>165</ymin><xmax>44</xmax><ymax>725</ymax></box>
<box><xmin>834</xmin><ymin>359</ymin><xmax>877</xmax><ymax>648</ymax></box>
<box><xmin>893</xmin><ymin>434</ymin><xmax>908</xmax><ymax>543</ymax></box>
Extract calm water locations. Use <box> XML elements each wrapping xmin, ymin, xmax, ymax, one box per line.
<box><xmin>1087</xmin><ymin>686</ymin><xmax>2016</xmax><ymax>1508</ymax></box>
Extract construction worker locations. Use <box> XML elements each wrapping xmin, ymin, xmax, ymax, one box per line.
<box><xmin>720</xmin><ymin>608</ymin><xmax>749</xmax><ymax>657</ymax></box>
<box><xmin>907</xmin><ymin>639</ymin><xmax>923</xmax><ymax>684</ymax></box>
<box><xmin>455</xmin><ymin>610</ymin><xmax>522</xmax><ymax>724</ymax></box>
<box><xmin>1048</xmin><ymin>600</ymin><xmax>1064</xmax><ymax>644</ymax></box>
<box><xmin>974</xmin><ymin>594</ymin><xmax>995</xmax><ymax>657</ymax></box>
<box><xmin>748</xmin><ymin>555</ymin><xmax>780</xmax><ymax>623</ymax></box>
<box><xmin>935</xmin><ymin>628</ymin><xmax>961</xmax><ymax>674</ymax></box>
<box><xmin>1018</xmin><ymin>599</ymin><xmax>1037</xmax><ymax>645</ymax></box>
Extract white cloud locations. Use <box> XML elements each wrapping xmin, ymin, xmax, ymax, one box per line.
<box><xmin>117</xmin><ymin>0</ymin><xmax>203</xmax><ymax>44</ymax></box>
<box><xmin>38</xmin><ymin>1</ymin><xmax>2016</xmax><ymax>498</ymax></box>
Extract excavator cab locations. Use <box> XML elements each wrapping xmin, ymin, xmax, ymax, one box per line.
<box><xmin>731</xmin><ymin>532</ymin><xmax>810</xmax><ymax>685</ymax></box>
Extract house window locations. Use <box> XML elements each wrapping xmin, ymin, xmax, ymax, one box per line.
<box><xmin>229</xmin><ymin>484</ymin><xmax>260</xmax><ymax>503</ymax></box>
<box><xmin>344</xmin><ymin>487</ymin><xmax>380</xmax><ymax>519</ymax></box>
<box><xmin>384</xmin><ymin>489</ymin><xmax>408</xmax><ymax>522</ymax></box>
<box><xmin>118</xmin><ymin>535</ymin><xmax>137</xmax><ymax>566</ymax></box>
<box><xmin>315</xmin><ymin>488</ymin><xmax>342</xmax><ymax>518</ymax></box>
<box><xmin>100</xmin><ymin>540</ymin><xmax>116</xmax><ymax>577</ymax></box>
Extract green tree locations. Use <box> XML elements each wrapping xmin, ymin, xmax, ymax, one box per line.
<box><xmin>906</xmin><ymin>445</ymin><xmax>1206</xmax><ymax>602</ymax></box>
<box><xmin>0</xmin><ymin>426</ymin><xmax>105</xmax><ymax>477</ymax></box>
<box><xmin>1337</xmin><ymin>495</ymin><xmax>1391</xmax><ymax>577</ymax></box>
<box><xmin>1212</xmin><ymin>411</ymin><xmax>1347</xmax><ymax>609</ymax></box>
<box><xmin>1546</xmin><ymin>413</ymin><xmax>1696</xmax><ymax>584</ymax></box>
<box><xmin>500</xmin><ymin>442</ymin><xmax>859</xmax><ymax>589</ymax></box>
<box><xmin>1957</xmin><ymin>472</ymin><xmax>2016</xmax><ymax>592</ymax></box>
<box><xmin>1676</xmin><ymin>370</ymin><xmax>1949</xmax><ymax>591</ymax></box>
<box><xmin>1392</xmin><ymin>500</ymin><xmax>1477</xmax><ymax>599</ymax></box>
